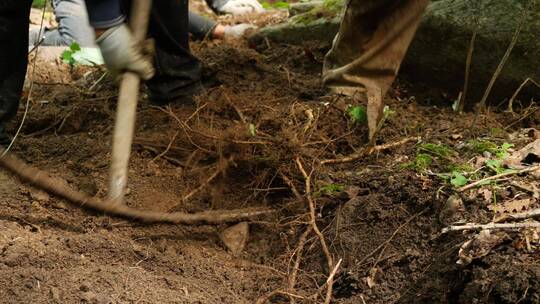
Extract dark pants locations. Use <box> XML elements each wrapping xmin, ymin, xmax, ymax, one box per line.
<box><xmin>0</xmin><ymin>0</ymin><xmax>32</xmax><ymax>145</ymax></box>
<box><xmin>120</xmin><ymin>0</ymin><xmax>203</xmax><ymax>103</ymax></box>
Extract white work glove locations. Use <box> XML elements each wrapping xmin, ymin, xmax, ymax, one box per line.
<box><xmin>223</xmin><ymin>24</ymin><xmax>258</xmax><ymax>39</ymax></box>
<box><xmin>96</xmin><ymin>24</ymin><xmax>155</xmax><ymax>80</ymax></box>
<box><xmin>218</xmin><ymin>0</ymin><xmax>265</xmax><ymax>15</ymax></box>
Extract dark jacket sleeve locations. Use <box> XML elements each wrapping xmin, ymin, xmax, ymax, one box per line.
<box><xmin>84</xmin><ymin>0</ymin><xmax>125</xmax><ymax>29</ymax></box>
<box><xmin>188</xmin><ymin>11</ymin><xmax>217</xmax><ymax>40</ymax></box>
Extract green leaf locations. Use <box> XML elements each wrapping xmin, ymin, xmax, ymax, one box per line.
<box><xmin>315</xmin><ymin>183</ymin><xmax>345</xmax><ymax>197</ymax></box>
<box><xmin>485</xmin><ymin>159</ymin><xmax>505</xmax><ymax>174</ymax></box>
<box><xmin>61</xmin><ymin>50</ymin><xmax>75</xmax><ymax>65</ymax></box>
<box><xmin>70</xmin><ymin>42</ymin><xmax>81</xmax><ymax>52</ymax></box>
<box><xmin>450</xmin><ymin>172</ymin><xmax>468</xmax><ymax>187</ymax></box>
<box><xmin>347</xmin><ymin>105</ymin><xmax>367</xmax><ymax>124</ymax></box>
<box><xmin>495</xmin><ymin>142</ymin><xmax>514</xmax><ymax>158</ymax></box>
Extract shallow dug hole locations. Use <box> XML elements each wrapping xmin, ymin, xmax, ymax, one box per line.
<box><xmin>1</xmin><ymin>39</ymin><xmax>539</xmax><ymax>303</ymax></box>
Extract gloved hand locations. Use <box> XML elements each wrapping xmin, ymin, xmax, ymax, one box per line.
<box><xmin>218</xmin><ymin>0</ymin><xmax>265</xmax><ymax>15</ymax></box>
<box><xmin>96</xmin><ymin>24</ymin><xmax>155</xmax><ymax>80</ymax></box>
<box><xmin>223</xmin><ymin>24</ymin><xmax>258</xmax><ymax>39</ymax></box>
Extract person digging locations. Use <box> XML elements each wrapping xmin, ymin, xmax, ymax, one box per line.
<box><xmin>28</xmin><ymin>0</ymin><xmax>263</xmax><ymax>48</ymax></box>
<box><xmin>323</xmin><ymin>0</ymin><xmax>428</xmax><ymax>143</ymax></box>
<box><xmin>1</xmin><ymin>0</ymin><xmax>206</xmax><ymax>149</ymax></box>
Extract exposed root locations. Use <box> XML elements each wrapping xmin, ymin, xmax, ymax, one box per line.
<box><xmin>321</xmin><ymin>137</ymin><xmax>420</xmax><ymax>165</ymax></box>
<box><xmin>288</xmin><ymin>226</ymin><xmax>312</xmax><ymax>298</ymax></box>
<box><xmin>296</xmin><ymin>157</ymin><xmax>335</xmax><ymax>304</ymax></box>
<box><xmin>0</xmin><ymin>149</ymin><xmax>272</xmax><ymax>225</ymax></box>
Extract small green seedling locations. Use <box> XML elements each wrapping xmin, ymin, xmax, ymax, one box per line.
<box><xmin>418</xmin><ymin>143</ymin><xmax>454</xmax><ymax>158</ymax></box>
<box><xmin>468</xmin><ymin>140</ymin><xmax>513</xmax><ymax>158</ymax></box>
<box><xmin>450</xmin><ymin>171</ymin><xmax>468</xmax><ymax>187</ymax></box>
<box><xmin>402</xmin><ymin>153</ymin><xmax>433</xmax><ymax>172</ymax></box>
<box><xmin>61</xmin><ymin>42</ymin><xmax>82</xmax><ymax>66</ymax></box>
<box><xmin>347</xmin><ymin>105</ymin><xmax>367</xmax><ymax>124</ymax></box>
<box><xmin>315</xmin><ymin>183</ymin><xmax>344</xmax><ymax>197</ymax></box>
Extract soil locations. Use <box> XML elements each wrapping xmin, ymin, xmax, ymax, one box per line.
<box><xmin>1</xmin><ymin>9</ymin><xmax>540</xmax><ymax>304</ymax></box>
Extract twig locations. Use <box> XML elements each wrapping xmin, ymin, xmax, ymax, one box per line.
<box><xmin>87</xmin><ymin>71</ymin><xmax>108</xmax><ymax>93</ymax></box>
<box><xmin>314</xmin><ymin>258</ymin><xmax>343</xmax><ymax>295</ymax></box>
<box><xmin>477</xmin><ymin>2</ymin><xmax>528</xmax><ymax>110</ymax></box>
<box><xmin>151</xmin><ymin>131</ymin><xmax>179</xmax><ymax>162</ymax></box>
<box><xmin>184</xmin><ymin>102</ymin><xmax>208</xmax><ymax>123</ymax></box>
<box><xmin>505</xmin><ymin>106</ymin><xmax>539</xmax><ymax>130</ymax></box>
<box><xmin>288</xmin><ymin>226</ymin><xmax>312</xmax><ymax>296</ymax></box>
<box><xmin>0</xmin><ymin>149</ymin><xmax>271</xmax><ymax>225</ymax></box>
<box><xmin>458</xmin><ymin>30</ymin><xmax>477</xmax><ymax>112</ymax></box>
<box><xmin>295</xmin><ymin>157</ymin><xmax>335</xmax><ymax>304</ymax></box>
<box><xmin>168</xmin><ymin>157</ymin><xmax>233</xmax><ymax>212</ymax></box>
<box><xmin>224</xmin><ymin>92</ymin><xmax>247</xmax><ymax>124</ymax></box>
<box><xmin>279</xmin><ymin>171</ymin><xmax>303</xmax><ymax>200</ymax></box>
<box><xmin>321</xmin><ymin>137</ymin><xmax>420</xmax><ymax>165</ymax></box>
<box><xmin>507</xmin><ymin>77</ymin><xmax>540</xmax><ymax>113</ymax></box>
<box><xmin>458</xmin><ymin>165</ymin><xmax>540</xmax><ymax>192</ymax></box>
<box><xmin>442</xmin><ymin>222</ymin><xmax>540</xmax><ymax>233</ymax></box>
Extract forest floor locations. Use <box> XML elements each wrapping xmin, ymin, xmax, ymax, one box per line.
<box><xmin>0</xmin><ymin>7</ymin><xmax>539</xmax><ymax>304</ymax></box>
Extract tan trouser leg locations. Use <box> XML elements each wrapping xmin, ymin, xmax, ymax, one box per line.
<box><xmin>323</xmin><ymin>0</ymin><xmax>428</xmax><ymax>140</ymax></box>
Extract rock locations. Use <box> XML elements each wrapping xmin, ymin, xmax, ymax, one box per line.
<box><xmin>219</xmin><ymin>222</ymin><xmax>249</xmax><ymax>255</ymax></box>
<box><xmin>439</xmin><ymin>194</ymin><xmax>465</xmax><ymax>225</ymax></box>
<box><xmin>251</xmin><ymin>0</ymin><xmax>540</xmax><ymax>104</ymax></box>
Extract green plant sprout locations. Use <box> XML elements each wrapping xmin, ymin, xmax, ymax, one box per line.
<box><xmin>61</xmin><ymin>42</ymin><xmax>82</xmax><ymax>66</ymax></box>
<box><xmin>315</xmin><ymin>183</ymin><xmax>344</xmax><ymax>197</ymax></box>
<box><xmin>347</xmin><ymin>105</ymin><xmax>367</xmax><ymax>124</ymax></box>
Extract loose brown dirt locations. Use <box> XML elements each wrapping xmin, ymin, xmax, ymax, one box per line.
<box><xmin>1</xmin><ymin>14</ymin><xmax>540</xmax><ymax>304</ymax></box>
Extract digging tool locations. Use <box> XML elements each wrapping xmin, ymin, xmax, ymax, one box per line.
<box><xmin>108</xmin><ymin>0</ymin><xmax>153</xmax><ymax>205</ymax></box>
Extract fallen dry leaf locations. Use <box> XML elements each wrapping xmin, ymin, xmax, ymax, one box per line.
<box><xmin>504</xmin><ymin>139</ymin><xmax>540</xmax><ymax>169</ymax></box>
<box><xmin>487</xmin><ymin>199</ymin><xmax>535</xmax><ymax>214</ymax></box>
<box><xmin>457</xmin><ymin>230</ymin><xmax>509</xmax><ymax>265</ymax></box>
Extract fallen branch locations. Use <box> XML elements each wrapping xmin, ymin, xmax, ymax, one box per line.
<box><xmin>0</xmin><ymin>149</ymin><xmax>272</xmax><ymax>225</ymax></box>
<box><xmin>458</xmin><ymin>165</ymin><xmax>540</xmax><ymax>192</ymax></box>
<box><xmin>321</xmin><ymin>137</ymin><xmax>420</xmax><ymax>165</ymax></box>
<box><xmin>442</xmin><ymin>221</ymin><xmax>540</xmax><ymax>233</ymax></box>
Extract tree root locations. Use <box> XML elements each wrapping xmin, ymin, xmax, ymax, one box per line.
<box><xmin>0</xmin><ymin>149</ymin><xmax>272</xmax><ymax>225</ymax></box>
